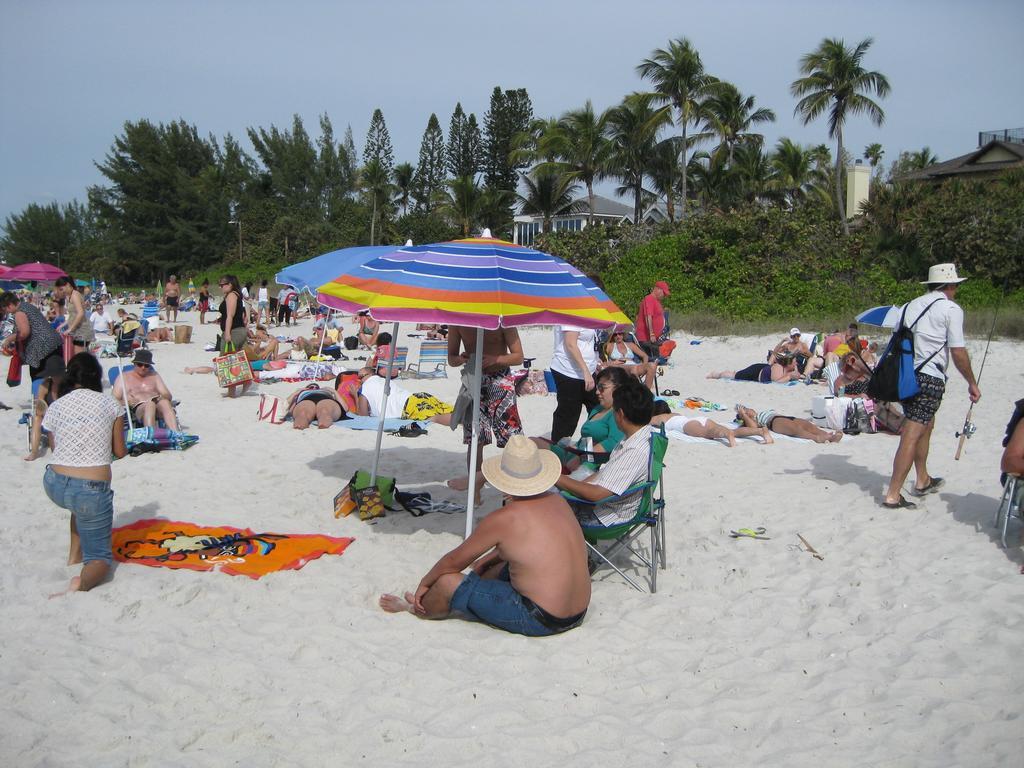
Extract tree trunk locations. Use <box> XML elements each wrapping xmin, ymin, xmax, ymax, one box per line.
<box><xmin>634</xmin><ymin>179</ymin><xmax>642</xmax><ymax>225</ymax></box>
<box><xmin>587</xmin><ymin>181</ymin><xmax>595</xmax><ymax>226</ymax></box>
<box><xmin>836</xmin><ymin>127</ymin><xmax>848</xmax><ymax>235</ymax></box>
<box><xmin>680</xmin><ymin>120</ymin><xmax>688</xmax><ymax>221</ymax></box>
<box><xmin>371</xmin><ymin>197</ymin><xmax>377</xmax><ymax>245</ymax></box>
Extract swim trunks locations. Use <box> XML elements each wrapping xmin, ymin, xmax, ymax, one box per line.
<box><xmin>463</xmin><ymin>367</ymin><xmax>522</xmax><ymax>448</ymax></box>
<box><xmin>166</xmin><ymin>296</ymin><xmax>179</xmax><ymax>307</ymax></box>
<box><xmin>402</xmin><ymin>393</ymin><xmax>453</xmax><ymax>421</ymax></box>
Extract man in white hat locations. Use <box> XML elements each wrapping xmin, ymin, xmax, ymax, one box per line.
<box><xmin>379</xmin><ymin>435</ymin><xmax>591</xmax><ymax>636</ymax></box>
<box><xmin>882</xmin><ymin>263</ymin><xmax>981</xmax><ymax>509</ymax></box>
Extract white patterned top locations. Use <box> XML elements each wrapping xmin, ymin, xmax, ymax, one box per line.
<box><xmin>42</xmin><ymin>389</ymin><xmax>124</xmax><ymax>467</ymax></box>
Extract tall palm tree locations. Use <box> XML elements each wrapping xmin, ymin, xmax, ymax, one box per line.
<box><xmin>863</xmin><ymin>142</ymin><xmax>884</xmax><ymax>171</ymax></box>
<box><xmin>791</xmin><ymin>37</ymin><xmax>890</xmax><ymax>233</ymax></box>
<box><xmin>605</xmin><ymin>93</ymin><xmax>671</xmax><ymax>224</ymax></box>
<box><xmin>770</xmin><ymin>138</ymin><xmax>814</xmax><ymax>206</ymax></box>
<box><xmin>701</xmin><ymin>82</ymin><xmax>776</xmax><ymax>166</ymax></box>
<box><xmin>392</xmin><ymin>162</ymin><xmax>414</xmax><ymax>216</ymax></box>
<box><xmin>538</xmin><ymin>101</ymin><xmax>612</xmax><ymax>225</ymax></box>
<box><xmin>731</xmin><ymin>143</ymin><xmax>773</xmax><ymax>204</ymax></box>
<box><xmin>637</xmin><ymin>37</ymin><xmax>718</xmax><ymax>220</ymax></box>
<box><xmin>360</xmin><ymin>158</ymin><xmax>393</xmax><ymax>245</ymax></box>
<box><xmin>907</xmin><ymin>146</ymin><xmax>938</xmax><ymax>169</ymax></box>
<box><xmin>648</xmin><ymin>137</ymin><xmax>684</xmax><ymax>222</ymax></box>
<box><xmin>436</xmin><ymin>175</ymin><xmax>483</xmax><ymax>237</ymax></box>
<box><xmin>517</xmin><ymin>169</ymin><xmax>583</xmax><ymax>233</ymax></box>
<box><xmin>687</xmin><ymin>151</ymin><xmax>734</xmax><ymax>212</ymax></box>
<box><xmin>510</xmin><ymin>116</ymin><xmax>562</xmax><ymax>168</ymax></box>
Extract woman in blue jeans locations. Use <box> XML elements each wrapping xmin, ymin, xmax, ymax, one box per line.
<box><xmin>42</xmin><ymin>353</ymin><xmax>127</xmax><ymax>596</ymax></box>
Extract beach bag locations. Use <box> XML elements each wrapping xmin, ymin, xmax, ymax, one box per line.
<box><xmin>824</xmin><ymin>397</ymin><xmax>849</xmax><ymax>431</ymax></box>
<box><xmin>349</xmin><ymin>469</ymin><xmax>396</xmax><ymax>509</ymax></box>
<box><xmin>867</xmin><ymin>299</ymin><xmax>944</xmax><ymax>403</ymax></box>
<box><xmin>343</xmin><ymin>335</ymin><xmax>359</xmax><ymax>350</ymax></box>
<box><xmin>212</xmin><ymin>343</ymin><xmax>253</xmax><ymax>389</ymax></box>
<box><xmin>6</xmin><ymin>342</ymin><xmax>22</xmax><ymax>387</ymax></box>
<box><xmin>845</xmin><ymin>400</ymin><xmax>873</xmax><ymax>435</ymax></box>
<box><xmin>257</xmin><ymin>394</ymin><xmax>286</xmax><ymax>424</ymax></box>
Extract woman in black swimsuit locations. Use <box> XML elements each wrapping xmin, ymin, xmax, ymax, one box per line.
<box><xmin>286</xmin><ymin>384</ymin><xmax>347</xmax><ymax>430</ymax></box>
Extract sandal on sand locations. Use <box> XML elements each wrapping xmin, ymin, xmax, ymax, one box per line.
<box><xmin>882</xmin><ymin>496</ymin><xmax>917</xmax><ymax>509</ymax></box>
<box><xmin>910</xmin><ymin>477</ymin><xmax>944</xmax><ymax>497</ymax></box>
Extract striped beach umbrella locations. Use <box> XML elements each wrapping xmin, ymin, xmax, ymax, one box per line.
<box><xmin>316</xmin><ymin>235</ymin><xmax>630</xmax><ymax>330</ymax></box>
<box><xmin>316</xmin><ymin>234</ymin><xmax>631</xmax><ymax>537</ymax></box>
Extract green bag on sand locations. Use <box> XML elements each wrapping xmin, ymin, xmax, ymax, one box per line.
<box><xmin>349</xmin><ymin>470</ymin><xmax>396</xmax><ymax>509</ymax></box>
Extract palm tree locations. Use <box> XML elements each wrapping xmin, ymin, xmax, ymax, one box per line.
<box><xmin>637</xmin><ymin>37</ymin><xmax>718</xmax><ymax>220</ymax></box>
<box><xmin>732</xmin><ymin>143</ymin><xmax>773</xmax><ymax>204</ymax></box>
<box><xmin>770</xmin><ymin>138</ymin><xmax>814</xmax><ymax>206</ymax></box>
<box><xmin>517</xmin><ymin>169</ymin><xmax>583</xmax><ymax>233</ymax></box>
<box><xmin>907</xmin><ymin>146</ymin><xmax>938</xmax><ymax>169</ymax></box>
<box><xmin>648</xmin><ymin>137</ymin><xmax>684</xmax><ymax>222</ymax></box>
<box><xmin>436</xmin><ymin>175</ymin><xmax>483</xmax><ymax>237</ymax></box>
<box><xmin>392</xmin><ymin>162</ymin><xmax>414</xmax><ymax>216</ymax></box>
<box><xmin>605</xmin><ymin>93</ymin><xmax>671</xmax><ymax>224</ymax></box>
<box><xmin>701</xmin><ymin>82</ymin><xmax>776</xmax><ymax>166</ymax></box>
<box><xmin>360</xmin><ymin>158</ymin><xmax>393</xmax><ymax>245</ymax></box>
<box><xmin>510</xmin><ymin>116</ymin><xmax>562</xmax><ymax>168</ymax></box>
<box><xmin>538</xmin><ymin>101</ymin><xmax>612</xmax><ymax>225</ymax></box>
<box><xmin>687</xmin><ymin>151</ymin><xmax>734</xmax><ymax>212</ymax></box>
<box><xmin>863</xmin><ymin>142</ymin><xmax>884</xmax><ymax>171</ymax></box>
<box><xmin>791</xmin><ymin>37</ymin><xmax>891</xmax><ymax>233</ymax></box>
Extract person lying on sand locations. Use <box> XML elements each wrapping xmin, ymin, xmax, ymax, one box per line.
<box><xmin>347</xmin><ymin>367</ymin><xmax>453</xmax><ymax>425</ymax></box>
<box><xmin>380</xmin><ymin>435</ymin><xmax>590</xmax><ymax>636</ymax></box>
<box><xmin>707</xmin><ymin>354</ymin><xmax>802</xmax><ymax>384</ymax></box>
<box><xmin>651</xmin><ymin>399</ymin><xmax>772</xmax><ymax>446</ymax></box>
<box><xmin>735</xmin><ymin>404</ymin><xmax>843</xmax><ymax>443</ymax></box>
<box><xmin>285</xmin><ymin>383</ymin><xmax>348</xmax><ymax>430</ymax></box>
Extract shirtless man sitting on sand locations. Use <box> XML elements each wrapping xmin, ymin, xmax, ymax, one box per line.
<box><xmin>112</xmin><ymin>349</ymin><xmax>179</xmax><ymax>431</ymax></box>
<box><xmin>380</xmin><ymin>435</ymin><xmax>591</xmax><ymax>636</ymax></box>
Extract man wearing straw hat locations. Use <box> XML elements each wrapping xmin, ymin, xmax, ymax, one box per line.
<box><xmin>882</xmin><ymin>263</ymin><xmax>980</xmax><ymax>509</ymax></box>
<box><xmin>379</xmin><ymin>435</ymin><xmax>591</xmax><ymax>636</ymax></box>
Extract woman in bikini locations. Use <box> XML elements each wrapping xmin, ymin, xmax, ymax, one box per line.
<box><xmin>603</xmin><ymin>331</ymin><xmax>656</xmax><ymax>389</ymax></box>
<box><xmin>285</xmin><ymin>383</ymin><xmax>348</xmax><ymax>430</ymax></box>
<box><xmin>651</xmin><ymin>400</ymin><xmax>772</xmax><ymax>447</ymax></box>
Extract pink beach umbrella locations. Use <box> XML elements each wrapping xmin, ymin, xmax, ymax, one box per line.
<box><xmin>2</xmin><ymin>261</ymin><xmax>68</xmax><ymax>283</ymax></box>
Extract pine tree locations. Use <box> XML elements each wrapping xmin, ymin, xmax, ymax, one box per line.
<box><xmin>341</xmin><ymin>124</ymin><xmax>359</xmax><ymax>196</ymax></box>
<box><xmin>363</xmin><ymin>108</ymin><xmax>395</xmax><ymax>177</ymax></box>
<box><xmin>413</xmin><ymin>113</ymin><xmax>446</xmax><ymax>211</ymax></box>
<box><xmin>483</xmin><ymin>87</ymin><xmax>533</xmax><ymax>192</ymax></box>
<box><xmin>446</xmin><ymin>103</ymin><xmax>467</xmax><ymax>178</ymax></box>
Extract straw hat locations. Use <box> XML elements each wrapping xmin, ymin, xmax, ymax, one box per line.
<box><xmin>481</xmin><ymin>435</ymin><xmax>562</xmax><ymax>497</ymax></box>
<box><xmin>921</xmin><ymin>263</ymin><xmax>966</xmax><ymax>285</ymax></box>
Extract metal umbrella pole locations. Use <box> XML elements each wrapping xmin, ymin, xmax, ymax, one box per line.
<box><xmin>464</xmin><ymin>327</ymin><xmax>484</xmax><ymax>538</ymax></box>
<box><xmin>369</xmin><ymin>322</ymin><xmax>401</xmax><ymax>483</ymax></box>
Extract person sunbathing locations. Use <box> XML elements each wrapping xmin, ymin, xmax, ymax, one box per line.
<box><xmin>346</xmin><ymin>368</ymin><xmax>453</xmax><ymax>425</ymax></box>
<box><xmin>707</xmin><ymin>353</ymin><xmax>803</xmax><ymax>383</ymax></box>
<box><xmin>651</xmin><ymin>399</ymin><xmax>772</xmax><ymax>447</ymax></box>
<box><xmin>356</xmin><ymin>311</ymin><xmax>379</xmax><ymax>349</ymax></box>
<box><xmin>111</xmin><ymin>349</ymin><xmax>179</xmax><ymax>431</ymax></box>
<box><xmin>285</xmin><ymin>383</ymin><xmax>347</xmax><ymax>430</ymax></box>
<box><xmin>735</xmin><ymin>404</ymin><xmax>842</xmax><ymax>443</ymax></box>
<box><xmin>833</xmin><ymin>351</ymin><xmax>871</xmax><ymax>396</ymax></box>
<box><xmin>774</xmin><ymin>328</ymin><xmax>823</xmax><ymax>381</ymax></box>
<box><xmin>603</xmin><ymin>331</ymin><xmax>657</xmax><ymax>389</ymax></box>
<box><xmin>380</xmin><ymin>435</ymin><xmax>590</xmax><ymax>637</ymax></box>
<box><xmin>245</xmin><ymin>326</ymin><xmax>284</xmax><ymax>361</ymax></box>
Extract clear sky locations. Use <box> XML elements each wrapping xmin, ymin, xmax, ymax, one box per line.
<box><xmin>1</xmin><ymin>0</ymin><xmax>1021</xmax><ymax>224</ymax></box>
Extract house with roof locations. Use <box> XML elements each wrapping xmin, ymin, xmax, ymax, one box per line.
<box><xmin>898</xmin><ymin>128</ymin><xmax>1024</xmax><ymax>183</ymax></box>
<box><xmin>512</xmin><ymin>193</ymin><xmax>668</xmax><ymax>245</ymax></box>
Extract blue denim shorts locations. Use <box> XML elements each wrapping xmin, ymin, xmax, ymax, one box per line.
<box><xmin>449</xmin><ymin>566</ymin><xmax>585</xmax><ymax>637</ymax></box>
<box><xmin>43</xmin><ymin>466</ymin><xmax>114</xmax><ymax>565</ymax></box>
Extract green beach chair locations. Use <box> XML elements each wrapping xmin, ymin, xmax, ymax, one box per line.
<box><xmin>563</xmin><ymin>427</ymin><xmax>668</xmax><ymax>592</ymax></box>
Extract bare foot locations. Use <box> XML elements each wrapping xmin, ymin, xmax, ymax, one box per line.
<box><xmin>184</xmin><ymin>367</ymin><xmax>196</xmax><ymax>374</ymax></box>
<box><xmin>726</xmin><ymin>431</ymin><xmax>737</xmax><ymax>448</ymax></box>
<box><xmin>829</xmin><ymin>431</ymin><xmax>844</xmax><ymax>443</ymax></box>
<box><xmin>49</xmin><ymin>576</ymin><xmax>81</xmax><ymax>599</ymax></box>
<box><xmin>447</xmin><ymin>476</ymin><xmax>469</xmax><ymax>491</ymax></box>
<box><xmin>23</xmin><ymin>451</ymin><xmax>39</xmax><ymax>462</ymax></box>
<box><xmin>379</xmin><ymin>593</ymin><xmax>414</xmax><ymax>614</ymax></box>
<box><xmin>760</xmin><ymin>427</ymin><xmax>774</xmax><ymax>444</ymax></box>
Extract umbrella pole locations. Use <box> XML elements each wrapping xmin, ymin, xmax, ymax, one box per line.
<box><xmin>313</xmin><ymin>308</ymin><xmax>332</xmax><ymax>371</ymax></box>
<box><xmin>465</xmin><ymin>328</ymin><xmax>484</xmax><ymax>538</ymax></box>
<box><xmin>116</xmin><ymin>355</ymin><xmax>134</xmax><ymax>432</ymax></box>
<box><xmin>369</xmin><ymin>322</ymin><xmax>400</xmax><ymax>483</ymax></box>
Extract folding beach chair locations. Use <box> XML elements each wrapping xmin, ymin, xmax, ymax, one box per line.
<box><xmin>562</xmin><ymin>427</ymin><xmax>668</xmax><ymax>592</ymax></box>
<box><xmin>405</xmin><ymin>340</ymin><xmax>449</xmax><ymax>379</ymax></box>
<box><xmin>994</xmin><ymin>474</ymin><xmax>1023</xmax><ymax>548</ymax></box>
<box><xmin>373</xmin><ymin>346</ymin><xmax>407</xmax><ymax>378</ymax></box>
<box><xmin>116</xmin><ymin>319</ymin><xmax>143</xmax><ymax>357</ymax></box>
<box><xmin>140</xmin><ymin>301</ymin><xmax>160</xmax><ymax>333</ymax></box>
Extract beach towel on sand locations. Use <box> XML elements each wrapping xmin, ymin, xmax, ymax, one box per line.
<box><xmin>112</xmin><ymin>519</ymin><xmax>353</xmax><ymax>579</ymax></box>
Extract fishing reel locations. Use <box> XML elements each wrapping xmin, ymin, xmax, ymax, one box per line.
<box><xmin>955</xmin><ymin>421</ymin><xmax>977</xmax><ymax>440</ymax></box>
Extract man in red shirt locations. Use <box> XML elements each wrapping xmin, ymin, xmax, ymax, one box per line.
<box><xmin>635</xmin><ymin>281</ymin><xmax>669</xmax><ymax>358</ymax></box>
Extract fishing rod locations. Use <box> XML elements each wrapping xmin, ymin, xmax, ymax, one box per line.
<box><xmin>954</xmin><ymin>277</ymin><xmax>1006</xmax><ymax>460</ymax></box>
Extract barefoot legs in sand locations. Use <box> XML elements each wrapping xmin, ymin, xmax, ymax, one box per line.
<box><xmin>379</xmin><ymin>573</ymin><xmax>463</xmax><ymax>620</ymax></box>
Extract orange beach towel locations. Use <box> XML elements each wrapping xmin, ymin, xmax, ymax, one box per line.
<box><xmin>112</xmin><ymin>519</ymin><xmax>353</xmax><ymax>579</ymax></box>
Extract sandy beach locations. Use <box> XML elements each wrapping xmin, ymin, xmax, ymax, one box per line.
<box><xmin>1</xmin><ymin>310</ymin><xmax>1021</xmax><ymax>767</ymax></box>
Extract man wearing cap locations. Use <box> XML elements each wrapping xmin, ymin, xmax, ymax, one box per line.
<box><xmin>111</xmin><ymin>349</ymin><xmax>180</xmax><ymax>431</ymax></box>
<box><xmin>636</xmin><ymin>280</ymin><xmax>670</xmax><ymax>360</ymax></box>
<box><xmin>773</xmin><ymin>327</ymin><xmax>822</xmax><ymax>380</ymax></box>
<box><xmin>379</xmin><ymin>435</ymin><xmax>591</xmax><ymax>636</ymax></box>
<box><xmin>882</xmin><ymin>263</ymin><xmax>981</xmax><ymax>509</ymax></box>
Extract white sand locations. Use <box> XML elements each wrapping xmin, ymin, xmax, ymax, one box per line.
<box><xmin>1</xmin><ymin>311</ymin><xmax>1022</xmax><ymax>766</ymax></box>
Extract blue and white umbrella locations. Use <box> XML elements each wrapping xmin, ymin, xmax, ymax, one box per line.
<box><xmin>275</xmin><ymin>245</ymin><xmax>393</xmax><ymax>295</ymax></box>
<box><xmin>856</xmin><ymin>304</ymin><xmax>901</xmax><ymax>328</ymax></box>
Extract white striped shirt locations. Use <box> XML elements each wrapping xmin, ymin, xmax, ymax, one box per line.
<box><xmin>592</xmin><ymin>425</ymin><xmax>652</xmax><ymax>526</ymax></box>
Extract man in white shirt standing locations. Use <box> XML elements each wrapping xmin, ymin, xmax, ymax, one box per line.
<box><xmin>883</xmin><ymin>263</ymin><xmax>981</xmax><ymax>509</ymax></box>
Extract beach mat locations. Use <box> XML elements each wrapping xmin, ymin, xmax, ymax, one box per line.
<box><xmin>112</xmin><ymin>519</ymin><xmax>353</xmax><ymax>579</ymax></box>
